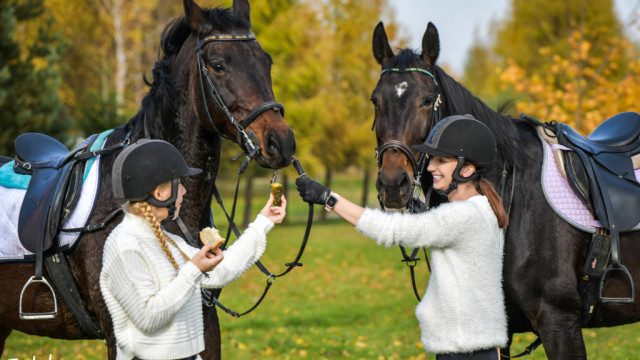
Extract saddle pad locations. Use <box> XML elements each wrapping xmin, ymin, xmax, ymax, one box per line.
<box><xmin>538</xmin><ymin>134</ymin><xmax>640</xmax><ymax>233</ymax></box>
<box><xmin>0</xmin><ymin>151</ymin><xmax>102</xmax><ymax>262</ymax></box>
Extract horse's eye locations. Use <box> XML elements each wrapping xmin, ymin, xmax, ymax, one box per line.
<box><xmin>423</xmin><ymin>96</ymin><xmax>435</xmax><ymax>107</ymax></box>
<box><xmin>211</xmin><ymin>63</ymin><xmax>225</xmax><ymax>73</ymax></box>
<box><xmin>370</xmin><ymin>97</ymin><xmax>379</xmax><ymax>108</ymax></box>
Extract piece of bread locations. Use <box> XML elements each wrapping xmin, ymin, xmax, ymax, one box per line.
<box><xmin>199</xmin><ymin>227</ymin><xmax>225</xmax><ymax>250</ymax></box>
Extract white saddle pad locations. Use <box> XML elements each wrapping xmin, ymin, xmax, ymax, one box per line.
<box><xmin>0</xmin><ymin>157</ymin><xmax>101</xmax><ymax>261</ymax></box>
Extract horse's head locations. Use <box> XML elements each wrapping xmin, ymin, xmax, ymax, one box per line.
<box><xmin>183</xmin><ymin>0</ymin><xmax>295</xmax><ymax>169</ymax></box>
<box><xmin>370</xmin><ymin>22</ymin><xmax>441</xmax><ymax>209</ymax></box>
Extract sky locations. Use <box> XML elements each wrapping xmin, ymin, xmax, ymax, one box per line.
<box><xmin>386</xmin><ymin>0</ymin><xmax>640</xmax><ymax>76</ymax></box>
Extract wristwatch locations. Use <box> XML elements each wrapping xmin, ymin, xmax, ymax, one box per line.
<box><xmin>324</xmin><ymin>192</ymin><xmax>340</xmax><ymax>211</ymax></box>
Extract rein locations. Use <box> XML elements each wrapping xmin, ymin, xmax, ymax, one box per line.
<box><xmin>195</xmin><ymin>32</ymin><xmax>285</xmax><ymax>174</ymax></box>
<box><xmin>177</xmin><ymin>156</ymin><xmax>313</xmax><ymax>318</ymax></box>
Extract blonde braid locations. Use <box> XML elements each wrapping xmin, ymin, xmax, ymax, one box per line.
<box><xmin>129</xmin><ymin>202</ymin><xmax>190</xmax><ymax>271</ymax></box>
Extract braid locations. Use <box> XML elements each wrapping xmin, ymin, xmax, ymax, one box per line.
<box><xmin>129</xmin><ymin>202</ymin><xmax>190</xmax><ymax>271</ymax></box>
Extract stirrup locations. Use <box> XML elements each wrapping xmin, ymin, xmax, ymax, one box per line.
<box><xmin>599</xmin><ymin>264</ymin><xmax>635</xmax><ymax>304</ymax></box>
<box><xmin>19</xmin><ymin>276</ymin><xmax>58</xmax><ymax>320</ymax></box>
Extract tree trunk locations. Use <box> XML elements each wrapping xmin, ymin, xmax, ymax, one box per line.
<box><xmin>112</xmin><ymin>0</ymin><xmax>126</xmax><ymax>114</ymax></box>
<box><xmin>361</xmin><ymin>166</ymin><xmax>370</xmax><ymax>207</ymax></box>
<box><xmin>242</xmin><ymin>174</ymin><xmax>254</xmax><ymax>228</ymax></box>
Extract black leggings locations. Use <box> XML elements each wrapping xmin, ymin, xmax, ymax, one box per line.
<box><xmin>436</xmin><ymin>348</ymin><xmax>500</xmax><ymax>360</ymax></box>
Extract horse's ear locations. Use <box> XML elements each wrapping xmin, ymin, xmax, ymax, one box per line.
<box><xmin>184</xmin><ymin>0</ymin><xmax>207</xmax><ymax>33</ymax></box>
<box><xmin>373</xmin><ymin>22</ymin><xmax>394</xmax><ymax>66</ymax></box>
<box><xmin>233</xmin><ymin>0</ymin><xmax>251</xmax><ymax>24</ymax></box>
<box><xmin>421</xmin><ymin>22</ymin><xmax>440</xmax><ymax>66</ymax></box>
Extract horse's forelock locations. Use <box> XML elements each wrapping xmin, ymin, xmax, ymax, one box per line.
<box><xmin>159</xmin><ymin>7</ymin><xmax>250</xmax><ymax>61</ymax></box>
<box><xmin>385</xmin><ymin>49</ymin><xmax>430</xmax><ymax>71</ymax></box>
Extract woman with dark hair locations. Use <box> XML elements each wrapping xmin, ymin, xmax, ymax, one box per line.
<box><xmin>296</xmin><ymin>115</ymin><xmax>507</xmax><ymax>360</ymax></box>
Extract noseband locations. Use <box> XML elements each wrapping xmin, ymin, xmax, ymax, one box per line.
<box><xmin>195</xmin><ymin>32</ymin><xmax>284</xmax><ymax>167</ymax></box>
<box><xmin>374</xmin><ymin>67</ymin><xmax>443</xmax><ymax>205</ymax></box>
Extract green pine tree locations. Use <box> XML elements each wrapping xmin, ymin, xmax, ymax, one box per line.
<box><xmin>0</xmin><ymin>0</ymin><xmax>72</xmax><ymax>156</ymax></box>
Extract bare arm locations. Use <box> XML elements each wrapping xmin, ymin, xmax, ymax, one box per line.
<box><xmin>330</xmin><ymin>193</ymin><xmax>365</xmax><ymax>226</ymax></box>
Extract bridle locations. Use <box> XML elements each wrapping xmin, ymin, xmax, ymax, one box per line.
<box><xmin>189</xmin><ymin>31</ymin><xmax>313</xmax><ymax>318</ymax></box>
<box><xmin>195</xmin><ymin>32</ymin><xmax>285</xmax><ymax>173</ymax></box>
<box><xmin>371</xmin><ymin>66</ymin><xmax>443</xmax><ymax>301</ymax></box>
<box><xmin>374</xmin><ymin>67</ymin><xmax>443</xmax><ymax>211</ymax></box>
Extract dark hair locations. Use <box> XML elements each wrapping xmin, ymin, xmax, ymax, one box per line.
<box><xmin>475</xmin><ymin>178</ymin><xmax>509</xmax><ymax>229</ymax></box>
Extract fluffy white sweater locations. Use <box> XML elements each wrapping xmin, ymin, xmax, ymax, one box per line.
<box><xmin>355</xmin><ymin>195</ymin><xmax>507</xmax><ymax>354</ymax></box>
<box><xmin>100</xmin><ymin>212</ymin><xmax>273</xmax><ymax>360</ymax></box>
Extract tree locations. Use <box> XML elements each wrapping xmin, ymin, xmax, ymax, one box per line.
<box><xmin>0</xmin><ymin>0</ymin><xmax>72</xmax><ymax>156</ymax></box>
<box><xmin>462</xmin><ymin>0</ymin><xmax>626</xmax><ymax>120</ymax></box>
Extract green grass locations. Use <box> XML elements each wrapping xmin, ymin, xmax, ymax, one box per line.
<box><xmin>4</xmin><ymin>173</ymin><xmax>640</xmax><ymax>359</ymax></box>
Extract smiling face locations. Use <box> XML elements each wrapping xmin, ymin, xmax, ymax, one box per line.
<box><xmin>426</xmin><ymin>156</ymin><xmax>458</xmax><ymax>192</ymax></box>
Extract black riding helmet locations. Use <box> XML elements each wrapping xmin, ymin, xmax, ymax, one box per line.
<box><xmin>112</xmin><ymin>139</ymin><xmax>202</xmax><ymax>222</ymax></box>
<box><xmin>412</xmin><ymin>114</ymin><xmax>497</xmax><ymax>195</ymax></box>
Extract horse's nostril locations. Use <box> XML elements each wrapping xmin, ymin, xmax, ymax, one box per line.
<box><xmin>266</xmin><ymin>132</ymin><xmax>280</xmax><ymax>156</ymax></box>
<box><xmin>397</xmin><ymin>172</ymin><xmax>410</xmax><ymax>189</ymax></box>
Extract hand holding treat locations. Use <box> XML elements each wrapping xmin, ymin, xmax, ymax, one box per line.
<box><xmin>199</xmin><ymin>227</ymin><xmax>225</xmax><ymax>250</ymax></box>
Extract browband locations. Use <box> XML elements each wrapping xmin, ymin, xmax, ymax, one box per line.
<box><xmin>381</xmin><ymin>67</ymin><xmax>437</xmax><ymax>86</ymax></box>
<box><xmin>196</xmin><ymin>33</ymin><xmax>256</xmax><ymax>50</ymax></box>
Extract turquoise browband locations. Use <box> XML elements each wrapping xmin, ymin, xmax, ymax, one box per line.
<box><xmin>380</xmin><ymin>67</ymin><xmax>437</xmax><ymax>86</ymax></box>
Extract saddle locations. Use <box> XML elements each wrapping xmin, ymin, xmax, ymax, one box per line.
<box><xmin>526</xmin><ymin>111</ymin><xmax>640</xmax><ymax>310</ymax></box>
<box><xmin>14</xmin><ymin>133</ymin><xmax>97</xmax><ymax>321</ymax></box>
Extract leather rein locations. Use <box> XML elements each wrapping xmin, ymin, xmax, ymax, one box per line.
<box><xmin>190</xmin><ymin>32</ymin><xmax>313</xmax><ymax>317</ymax></box>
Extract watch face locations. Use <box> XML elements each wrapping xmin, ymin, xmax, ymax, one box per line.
<box><xmin>326</xmin><ymin>195</ymin><xmax>338</xmax><ymax>207</ymax></box>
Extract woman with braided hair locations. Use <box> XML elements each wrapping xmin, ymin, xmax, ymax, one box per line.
<box><xmin>100</xmin><ymin>139</ymin><xmax>286</xmax><ymax>360</ymax></box>
<box><xmin>296</xmin><ymin>115</ymin><xmax>508</xmax><ymax>360</ymax></box>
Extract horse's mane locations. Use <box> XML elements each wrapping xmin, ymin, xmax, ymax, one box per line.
<box><xmin>124</xmin><ymin>7</ymin><xmax>250</xmax><ymax>137</ymax></box>
<box><xmin>434</xmin><ymin>66</ymin><xmax>522</xmax><ymax>169</ymax></box>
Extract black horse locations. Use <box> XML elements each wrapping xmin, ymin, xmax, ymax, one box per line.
<box><xmin>0</xmin><ymin>0</ymin><xmax>295</xmax><ymax>358</ymax></box>
<box><xmin>371</xmin><ymin>21</ymin><xmax>640</xmax><ymax>359</ymax></box>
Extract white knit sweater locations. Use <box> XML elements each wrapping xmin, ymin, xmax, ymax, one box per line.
<box><xmin>355</xmin><ymin>195</ymin><xmax>507</xmax><ymax>354</ymax></box>
<box><xmin>100</xmin><ymin>212</ymin><xmax>273</xmax><ymax>360</ymax></box>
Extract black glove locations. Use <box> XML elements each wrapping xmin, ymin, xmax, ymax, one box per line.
<box><xmin>295</xmin><ymin>177</ymin><xmax>331</xmax><ymax>205</ymax></box>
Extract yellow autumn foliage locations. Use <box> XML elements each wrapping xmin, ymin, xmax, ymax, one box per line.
<box><xmin>500</xmin><ymin>27</ymin><xmax>640</xmax><ymax>134</ymax></box>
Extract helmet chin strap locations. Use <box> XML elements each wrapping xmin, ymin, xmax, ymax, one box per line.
<box><xmin>145</xmin><ymin>178</ymin><xmax>180</xmax><ymax>225</ymax></box>
<box><xmin>434</xmin><ymin>157</ymin><xmax>478</xmax><ymax>197</ymax></box>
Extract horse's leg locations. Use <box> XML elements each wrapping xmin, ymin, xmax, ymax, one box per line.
<box><xmin>534</xmin><ymin>301</ymin><xmax>586</xmax><ymax>359</ymax></box>
<box><xmin>0</xmin><ymin>326</ymin><xmax>12</xmax><ymax>356</ymax></box>
<box><xmin>201</xmin><ymin>306</ymin><xmax>221</xmax><ymax>360</ymax></box>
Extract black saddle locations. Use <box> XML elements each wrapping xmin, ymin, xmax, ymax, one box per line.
<box><xmin>556</xmin><ymin>112</ymin><xmax>640</xmax><ymax>233</ymax></box>
<box><xmin>16</xmin><ymin>133</ymin><xmax>94</xmax><ymax>254</ymax></box>
<box><xmin>530</xmin><ymin>111</ymin><xmax>640</xmax><ymax>305</ymax></box>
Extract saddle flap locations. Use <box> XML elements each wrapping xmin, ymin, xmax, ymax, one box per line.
<box><xmin>18</xmin><ymin>162</ymin><xmax>78</xmax><ymax>253</ymax></box>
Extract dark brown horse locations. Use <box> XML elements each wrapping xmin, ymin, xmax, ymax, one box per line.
<box><xmin>371</xmin><ymin>21</ymin><xmax>640</xmax><ymax>359</ymax></box>
<box><xmin>0</xmin><ymin>0</ymin><xmax>295</xmax><ymax>358</ymax></box>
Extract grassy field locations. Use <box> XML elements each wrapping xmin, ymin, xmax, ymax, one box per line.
<box><xmin>3</xmin><ymin>173</ymin><xmax>640</xmax><ymax>359</ymax></box>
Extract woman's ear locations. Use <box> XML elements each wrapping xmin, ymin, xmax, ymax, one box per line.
<box><xmin>461</xmin><ymin>164</ymin><xmax>477</xmax><ymax>178</ymax></box>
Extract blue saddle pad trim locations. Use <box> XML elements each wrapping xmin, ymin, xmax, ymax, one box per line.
<box><xmin>0</xmin><ymin>162</ymin><xmax>30</xmax><ymax>189</ymax></box>
<box><xmin>0</xmin><ymin>129</ymin><xmax>114</xmax><ymax>190</ymax></box>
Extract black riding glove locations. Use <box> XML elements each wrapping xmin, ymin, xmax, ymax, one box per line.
<box><xmin>295</xmin><ymin>177</ymin><xmax>331</xmax><ymax>205</ymax></box>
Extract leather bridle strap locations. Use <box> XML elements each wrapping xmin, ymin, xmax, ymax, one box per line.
<box><xmin>195</xmin><ymin>32</ymin><xmax>284</xmax><ymax>170</ymax></box>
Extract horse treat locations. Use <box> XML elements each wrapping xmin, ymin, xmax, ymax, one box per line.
<box><xmin>199</xmin><ymin>227</ymin><xmax>225</xmax><ymax>250</ymax></box>
<box><xmin>271</xmin><ymin>182</ymin><xmax>283</xmax><ymax>206</ymax></box>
